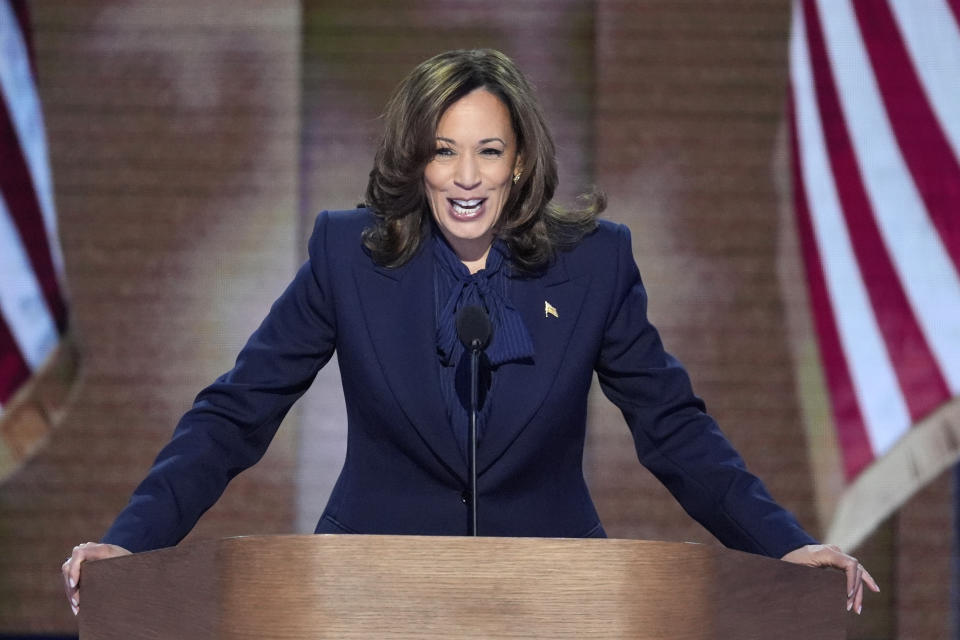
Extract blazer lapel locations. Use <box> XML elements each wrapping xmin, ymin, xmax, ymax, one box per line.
<box><xmin>353</xmin><ymin>247</ymin><xmax>466</xmax><ymax>484</ymax></box>
<box><xmin>478</xmin><ymin>259</ymin><xmax>589</xmax><ymax>474</ymax></box>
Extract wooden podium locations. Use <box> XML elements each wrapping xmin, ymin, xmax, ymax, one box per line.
<box><xmin>79</xmin><ymin>535</ymin><xmax>845</xmax><ymax>639</ymax></box>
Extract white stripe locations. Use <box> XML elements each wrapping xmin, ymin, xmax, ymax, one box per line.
<box><xmin>889</xmin><ymin>0</ymin><xmax>960</xmax><ymax>163</ymax></box>
<box><xmin>0</xmin><ymin>0</ymin><xmax>66</xmax><ymax>283</ymax></box>
<box><xmin>0</xmin><ymin>193</ymin><xmax>58</xmax><ymax>370</ymax></box>
<box><xmin>818</xmin><ymin>0</ymin><xmax>960</xmax><ymax>394</ymax></box>
<box><xmin>791</xmin><ymin>0</ymin><xmax>910</xmax><ymax>456</ymax></box>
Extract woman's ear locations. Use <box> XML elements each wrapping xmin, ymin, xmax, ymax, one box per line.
<box><xmin>512</xmin><ymin>155</ymin><xmax>524</xmax><ymax>184</ymax></box>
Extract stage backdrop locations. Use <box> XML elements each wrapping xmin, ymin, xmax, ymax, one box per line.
<box><xmin>0</xmin><ymin>2</ymin><xmax>953</xmax><ymax>639</ymax></box>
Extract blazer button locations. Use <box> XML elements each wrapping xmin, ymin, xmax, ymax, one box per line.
<box><xmin>460</xmin><ymin>491</ymin><xmax>470</xmax><ymax>505</ymax></box>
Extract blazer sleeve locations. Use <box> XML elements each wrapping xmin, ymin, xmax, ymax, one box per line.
<box><xmin>594</xmin><ymin>223</ymin><xmax>816</xmax><ymax>559</ymax></box>
<box><xmin>101</xmin><ymin>212</ymin><xmax>340</xmax><ymax>552</ymax></box>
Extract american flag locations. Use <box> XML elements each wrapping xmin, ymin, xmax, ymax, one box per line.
<box><xmin>0</xmin><ymin>0</ymin><xmax>76</xmax><ymax>482</ymax></box>
<box><xmin>789</xmin><ymin>0</ymin><xmax>960</xmax><ymax>548</ymax></box>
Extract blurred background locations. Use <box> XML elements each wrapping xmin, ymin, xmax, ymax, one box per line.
<box><xmin>1</xmin><ymin>1</ymin><xmax>957</xmax><ymax>637</ymax></box>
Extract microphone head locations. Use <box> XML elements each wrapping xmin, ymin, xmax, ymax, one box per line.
<box><xmin>455</xmin><ymin>305</ymin><xmax>492</xmax><ymax>351</ymax></box>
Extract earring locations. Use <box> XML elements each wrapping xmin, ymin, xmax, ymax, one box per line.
<box><xmin>513</xmin><ymin>172</ymin><xmax>521</xmax><ymax>184</ymax></box>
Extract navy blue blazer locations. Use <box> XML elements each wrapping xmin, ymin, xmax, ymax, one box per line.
<box><xmin>103</xmin><ymin>209</ymin><xmax>815</xmax><ymax>558</ymax></box>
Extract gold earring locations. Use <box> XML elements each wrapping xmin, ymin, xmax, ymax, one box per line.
<box><xmin>513</xmin><ymin>172</ymin><xmax>521</xmax><ymax>184</ymax></box>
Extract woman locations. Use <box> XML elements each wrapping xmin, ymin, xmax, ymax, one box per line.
<box><xmin>63</xmin><ymin>49</ymin><xmax>877</xmax><ymax>615</ymax></box>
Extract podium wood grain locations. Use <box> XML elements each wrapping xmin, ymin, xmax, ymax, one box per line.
<box><xmin>79</xmin><ymin>535</ymin><xmax>845</xmax><ymax>639</ymax></box>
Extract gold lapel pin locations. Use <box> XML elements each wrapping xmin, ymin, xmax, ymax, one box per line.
<box><xmin>544</xmin><ymin>301</ymin><xmax>558</xmax><ymax>318</ymax></box>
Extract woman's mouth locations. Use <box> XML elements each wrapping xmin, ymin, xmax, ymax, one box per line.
<box><xmin>448</xmin><ymin>198</ymin><xmax>485</xmax><ymax>219</ymax></box>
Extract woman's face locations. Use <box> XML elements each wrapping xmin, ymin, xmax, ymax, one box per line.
<box><xmin>424</xmin><ymin>87</ymin><xmax>520</xmax><ymax>270</ymax></box>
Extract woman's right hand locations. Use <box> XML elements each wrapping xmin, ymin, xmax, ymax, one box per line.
<box><xmin>61</xmin><ymin>542</ymin><xmax>131</xmax><ymax>615</ymax></box>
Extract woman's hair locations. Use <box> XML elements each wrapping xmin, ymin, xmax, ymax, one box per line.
<box><xmin>362</xmin><ymin>48</ymin><xmax>605</xmax><ymax>272</ymax></box>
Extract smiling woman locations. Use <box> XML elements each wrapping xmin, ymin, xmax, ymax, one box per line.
<box><xmin>362</xmin><ymin>48</ymin><xmax>603</xmax><ymax>273</ymax></box>
<box><xmin>62</xmin><ymin>48</ymin><xmax>876</xmax><ymax>621</ymax></box>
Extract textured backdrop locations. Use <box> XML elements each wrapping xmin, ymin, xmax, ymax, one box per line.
<box><xmin>0</xmin><ymin>2</ymin><xmax>951</xmax><ymax>638</ymax></box>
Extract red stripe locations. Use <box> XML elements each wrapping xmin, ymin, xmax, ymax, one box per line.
<box><xmin>803</xmin><ymin>0</ymin><xmax>949</xmax><ymax>424</ymax></box>
<box><xmin>948</xmin><ymin>0</ymin><xmax>960</xmax><ymax>30</ymax></box>
<box><xmin>0</xmin><ymin>313</ymin><xmax>31</xmax><ymax>406</ymax></box>
<box><xmin>9</xmin><ymin>1</ymin><xmax>35</xmax><ymax>76</ymax></box>
<box><xmin>0</xmin><ymin>90</ymin><xmax>68</xmax><ymax>332</ymax></box>
<box><xmin>789</xmin><ymin>85</ymin><xmax>873</xmax><ymax>480</ymax></box>
<box><xmin>856</xmin><ymin>1</ymin><xmax>960</xmax><ymax>285</ymax></box>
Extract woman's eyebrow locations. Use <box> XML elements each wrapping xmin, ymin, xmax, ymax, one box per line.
<box><xmin>435</xmin><ymin>136</ymin><xmax>507</xmax><ymax>146</ymax></box>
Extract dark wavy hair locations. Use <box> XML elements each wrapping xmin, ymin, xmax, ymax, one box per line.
<box><xmin>362</xmin><ymin>49</ymin><xmax>604</xmax><ymax>272</ymax></box>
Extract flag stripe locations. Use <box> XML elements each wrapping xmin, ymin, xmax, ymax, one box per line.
<box><xmin>948</xmin><ymin>0</ymin><xmax>960</xmax><ymax>38</ymax></box>
<box><xmin>0</xmin><ymin>0</ymin><xmax>60</xmax><ymax>277</ymax></box>
<box><xmin>8</xmin><ymin>1</ymin><xmax>33</xmax><ymax>75</ymax></box>
<box><xmin>809</xmin><ymin>1</ymin><xmax>952</xmax><ymax>423</ymax></box>
<box><xmin>790</xmin><ymin>2</ymin><xmax>874</xmax><ymax>478</ymax></box>
<box><xmin>0</xmin><ymin>90</ymin><xmax>67</xmax><ymax>332</ymax></box>
<box><xmin>0</xmin><ymin>193</ymin><xmax>58</xmax><ymax>371</ymax></box>
<box><xmin>888</xmin><ymin>0</ymin><xmax>960</xmax><ymax>170</ymax></box>
<box><xmin>790</xmin><ymin>108</ymin><xmax>873</xmax><ymax>479</ymax></box>
<box><xmin>817</xmin><ymin>0</ymin><xmax>960</xmax><ymax>394</ymax></box>
<box><xmin>0</xmin><ymin>313</ymin><xmax>30</xmax><ymax>407</ymax></box>
<box><xmin>800</xmin><ymin>0</ymin><xmax>911</xmax><ymax>459</ymax></box>
<box><xmin>868</xmin><ymin>0</ymin><xmax>960</xmax><ymax>297</ymax></box>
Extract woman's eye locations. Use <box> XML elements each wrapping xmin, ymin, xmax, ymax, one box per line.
<box><xmin>435</xmin><ymin>147</ymin><xmax>455</xmax><ymax>157</ymax></box>
<box><xmin>481</xmin><ymin>148</ymin><xmax>504</xmax><ymax>157</ymax></box>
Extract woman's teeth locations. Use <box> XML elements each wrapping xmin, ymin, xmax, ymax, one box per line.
<box><xmin>451</xmin><ymin>199</ymin><xmax>483</xmax><ymax>215</ymax></box>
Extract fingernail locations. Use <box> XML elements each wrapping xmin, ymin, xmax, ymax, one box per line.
<box><xmin>847</xmin><ymin>601</ymin><xmax>853</xmax><ymax>611</ymax></box>
<box><xmin>857</xmin><ymin>605</ymin><xmax>862</xmax><ymax>615</ymax></box>
<box><xmin>72</xmin><ymin>606</ymin><xmax>78</xmax><ymax>616</ymax></box>
<box><xmin>72</xmin><ymin>597</ymin><xmax>78</xmax><ymax>607</ymax></box>
<box><xmin>69</xmin><ymin>578</ymin><xmax>76</xmax><ymax>588</ymax></box>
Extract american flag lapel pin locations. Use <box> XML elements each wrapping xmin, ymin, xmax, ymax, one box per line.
<box><xmin>544</xmin><ymin>301</ymin><xmax>558</xmax><ymax>318</ymax></box>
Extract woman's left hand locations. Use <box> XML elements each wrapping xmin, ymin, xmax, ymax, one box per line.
<box><xmin>781</xmin><ymin>543</ymin><xmax>880</xmax><ymax>614</ymax></box>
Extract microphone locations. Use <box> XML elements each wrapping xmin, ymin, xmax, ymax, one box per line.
<box><xmin>456</xmin><ymin>305</ymin><xmax>491</xmax><ymax>352</ymax></box>
<box><xmin>455</xmin><ymin>305</ymin><xmax>491</xmax><ymax>536</ymax></box>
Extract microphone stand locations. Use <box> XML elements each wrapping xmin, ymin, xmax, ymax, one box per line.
<box><xmin>455</xmin><ymin>303</ymin><xmax>489</xmax><ymax>537</ymax></box>
<box><xmin>468</xmin><ymin>338</ymin><xmax>480</xmax><ymax>536</ymax></box>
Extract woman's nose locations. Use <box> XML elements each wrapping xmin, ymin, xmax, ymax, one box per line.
<box><xmin>453</xmin><ymin>156</ymin><xmax>480</xmax><ymax>190</ymax></box>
